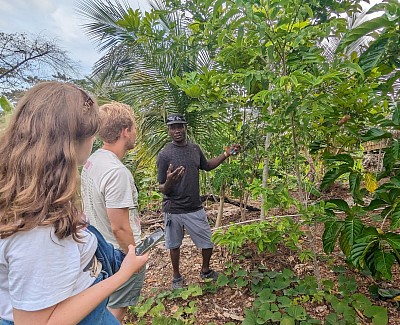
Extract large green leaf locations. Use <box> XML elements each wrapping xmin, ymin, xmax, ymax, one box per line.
<box><xmin>374</xmin><ymin>250</ymin><xmax>395</xmax><ymax>280</ymax></box>
<box><xmin>321</xmin><ymin>166</ymin><xmax>352</xmax><ymax>190</ymax></box>
<box><xmin>382</xmin><ymin>140</ymin><xmax>400</xmax><ymax>173</ymax></box>
<box><xmin>323</xmin><ymin>220</ymin><xmax>344</xmax><ymax>254</ymax></box>
<box><xmin>358</xmin><ymin>37</ymin><xmax>390</xmax><ymax>73</ymax></box>
<box><xmin>350</xmin><ymin>241</ymin><xmax>370</xmax><ymax>267</ymax></box>
<box><xmin>360</xmin><ymin>128</ymin><xmax>392</xmax><ymax>142</ymax></box>
<box><xmin>364</xmin><ymin>199</ymin><xmax>387</xmax><ymax>211</ymax></box>
<box><xmin>336</xmin><ymin>15</ymin><xmax>392</xmax><ymax>53</ymax></box>
<box><xmin>339</xmin><ymin>217</ymin><xmax>364</xmax><ymax>257</ymax></box>
<box><xmin>324</xmin><ymin>153</ymin><xmax>354</xmax><ymax>167</ymax></box>
<box><xmin>325</xmin><ymin>199</ymin><xmax>350</xmax><ymax>213</ymax></box>
<box><xmin>384</xmin><ymin>232</ymin><xmax>400</xmax><ymax>250</ymax></box>
<box><xmin>391</xmin><ymin>203</ymin><xmax>400</xmax><ymax>229</ymax></box>
<box><xmin>349</xmin><ymin>171</ymin><xmax>363</xmax><ymax>204</ymax></box>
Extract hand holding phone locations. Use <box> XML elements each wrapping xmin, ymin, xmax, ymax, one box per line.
<box><xmin>135</xmin><ymin>229</ymin><xmax>165</xmax><ymax>255</ymax></box>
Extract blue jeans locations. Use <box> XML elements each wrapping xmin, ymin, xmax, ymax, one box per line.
<box><xmin>1</xmin><ymin>226</ymin><xmax>124</xmax><ymax>325</ymax></box>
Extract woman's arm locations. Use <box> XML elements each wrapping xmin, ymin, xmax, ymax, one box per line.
<box><xmin>13</xmin><ymin>245</ymin><xmax>148</xmax><ymax>325</ymax></box>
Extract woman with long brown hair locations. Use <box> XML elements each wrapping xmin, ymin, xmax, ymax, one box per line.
<box><xmin>0</xmin><ymin>81</ymin><xmax>148</xmax><ymax>324</ymax></box>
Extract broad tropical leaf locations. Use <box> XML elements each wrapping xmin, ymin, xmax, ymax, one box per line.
<box><xmin>365</xmin><ymin>172</ymin><xmax>378</xmax><ymax>193</ymax></box>
<box><xmin>374</xmin><ymin>250</ymin><xmax>395</xmax><ymax>280</ymax></box>
<box><xmin>336</xmin><ymin>15</ymin><xmax>392</xmax><ymax>53</ymax></box>
<box><xmin>324</xmin><ymin>153</ymin><xmax>354</xmax><ymax>167</ymax></box>
<box><xmin>339</xmin><ymin>217</ymin><xmax>364</xmax><ymax>257</ymax></box>
<box><xmin>322</xmin><ymin>220</ymin><xmax>344</xmax><ymax>254</ymax></box>
<box><xmin>390</xmin><ymin>204</ymin><xmax>400</xmax><ymax>229</ymax></box>
<box><xmin>324</xmin><ymin>199</ymin><xmax>350</xmax><ymax>213</ymax></box>
<box><xmin>349</xmin><ymin>171</ymin><xmax>363</xmax><ymax>203</ymax></box>
<box><xmin>364</xmin><ymin>199</ymin><xmax>387</xmax><ymax>211</ymax></box>
<box><xmin>360</xmin><ymin>128</ymin><xmax>392</xmax><ymax>142</ymax></box>
<box><xmin>321</xmin><ymin>165</ymin><xmax>352</xmax><ymax>190</ymax></box>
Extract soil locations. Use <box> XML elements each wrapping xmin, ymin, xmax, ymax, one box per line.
<box><xmin>126</xmin><ymin>185</ymin><xmax>400</xmax><ymax>324</ymax></box>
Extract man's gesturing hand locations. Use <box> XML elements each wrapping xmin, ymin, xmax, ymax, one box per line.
<box><xmin>166</xmin><ymin>164</ymin><xmax>185</xmax><ymax>183</ymax></box>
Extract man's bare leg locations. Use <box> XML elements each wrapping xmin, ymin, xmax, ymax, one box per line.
<box><xmin>170</xmin><ymin>247</ymin><xmax>181</xmax><ymax>278</ymax></box>
<box><xmin>201</xmin><ymin>248</ymin><xmax>213</xmax><ymax>273</ymax></box>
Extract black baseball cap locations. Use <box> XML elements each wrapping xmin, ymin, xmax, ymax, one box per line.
<box><xmin>166</xmin><ymin>114</ymin><xmax>187</xmax><ymax>125</ymax></box>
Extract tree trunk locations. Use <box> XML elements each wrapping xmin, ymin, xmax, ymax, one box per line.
<box><xmin>261</xmin><ymin>93</ymin><xmax>273</xmax><ymax>220</ymax></box>
<box><xmin>261</xmin><ymin>132</ymin><xmax>272</xmax><ymax>219</ymax></box>
<box><xmin>215</xmin><ymin>180</ymin><xmax>225</xmax><ymax>227</ymax></box>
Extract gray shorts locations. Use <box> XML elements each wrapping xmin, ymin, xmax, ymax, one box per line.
<box><xmin>164</xmin><ymin>208</ymin><xmax>214</xmax><ymax>249</ymax></box>
<box><xmin>108</xmin><ymin>266</ymin><xmax>146</xmax><ymax>308</ymax></box>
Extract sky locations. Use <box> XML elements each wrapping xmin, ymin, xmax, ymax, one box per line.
<box><xmin>0</xmin><ymin>0</ymin><xmax>149</xmax><ymax>78</ymax></box>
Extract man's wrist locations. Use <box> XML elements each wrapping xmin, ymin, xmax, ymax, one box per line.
<box><xmin>223</xmin><ymin>151</ymin><xmax>229</xmax><ymax>158</ymax></box>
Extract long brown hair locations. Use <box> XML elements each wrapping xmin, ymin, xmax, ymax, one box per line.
<box><xmin>0</xmin><ymin>81</ymin><xmax>100</xmax><ymax>240</ymax></box>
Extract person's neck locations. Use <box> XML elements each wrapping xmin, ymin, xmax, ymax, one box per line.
<box><xmin>102</xmin><ymin>143</ymin><xmax>126</xmax><ymax>161</ymax></box>
<box><xmin>172</xmin><ymin>140</ymin><xmax>187</xmax><ymax>147</ymax></box>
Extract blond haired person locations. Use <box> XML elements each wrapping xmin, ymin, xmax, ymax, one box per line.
<box><xmin>81</xmin><ymin>102</ymin><xmax>144</xmax><ymax>323</ymax></box>
<box><xmin>0</xmin><ymin>82</ymin><xmax>148</xmax><ymax>325</ymax></box>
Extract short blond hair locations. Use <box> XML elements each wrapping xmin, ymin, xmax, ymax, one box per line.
<box><xmin>98</xmin><ymin>102</ymin><xmax>135</xmax><ymax>144</ymax></box>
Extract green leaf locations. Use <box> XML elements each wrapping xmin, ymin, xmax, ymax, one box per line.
<box><xmin>340</xmin><ymin>62</ymin><xmax>365</xmax><ymax>79</ymax></box>
<box><xmin>364</xmin><ymin>306</ymin><xmax>388</xmax><ymax>325</ymax></box>
<box><xmin>383</xmin><ymin>140</ymin><xmax>400</xmax><ymax>171</ymax></box>
<box><xmin>243</xmin><ymin>308</ymin><xmax>257</xmax><ymax>325</ymax></box>
<box><xmin>321</xmin><ymin>166</ymin><xmax>352</xmax><ymax>190</ymax></box>
<box><xmin>285</xmin><ymin>306</ymin><xmax>307</xmax><ymax>320</ymax></box>
<box><xmin>213</xmin><ymin>0</ymin><xmax>225</xmax><ymax>16</ymax></box>
<box><xmin>280</xmin><ymin>316</ymin><xmax>295</xmax><ymax>325</ymax></box>
<box><xmin>360</xmin><ymin>128</ymin><xmax>392</xmax><ymax>142</ymax></box>
<box><xmin>364</xmin><ymin>199</ymin><xmax>387</xmax><ymax>211</ymax></box>
<box><xmin>378</xmin><ymin>287</ymin><xmax>400</xmax><ymax>299</ymax></box>
<box><xmin>216</xmin><ymin>273</ymin><xmax>230</xmax><ymax>286</ymax></box>
<box><xmin>323</xmin><ymin>221</ymin><xmax>344</xmax><ymax>254</ymax></box>
<box><xmin>390</xmin><ymin>204</ymin><xmax>400</xmax><ymax>229</ymax></box>
<box><xmin>374</xmin><ymin>250</ymin><xmax>395</xmax><ymax>280</ymax></box>
<box><xmin>324</xmin><ymin>154</ymin><xmax>354</xmax><ymax>167</ymax></box>
<box><xmin>304</xmin><ymin>4</ymin><xmax>313</xmax><ymax>18</ymax></box>
<box><xmin>0</xmin><ymin>95</ymin><xmax>13</xmax><ymax>112</ymax></box>
<box><xmin>351</xmin><ymin>293</ymin><xmax>372</xmax><ymax>310</ymax></box>
<box><xmin>384</xmin><ymin>232</ymin><xmax>400</xmax><ymax>250</ymax></box>
<box><xmin>358</xmin><ymin>37</ymin><xmax>390</xmax><ymax>73</ymax></box>
<box><xmin>339</xmin><ymin>217</ymin><xmax>364</xmax><ymax>257</ymax></box>
<box><xmin>349</xmin><ymin>172</ymin><xmax>363</xmax><ymax>203</ymax></box>
<box><xmin>337</xmin><ymin>15</ymin><xmax>392</xmax><ymax>53</ymax></box>
<box><xmin>325</xmin><ymin>199</ymin><xmax>350</xmax><ymax>213</ymax></box>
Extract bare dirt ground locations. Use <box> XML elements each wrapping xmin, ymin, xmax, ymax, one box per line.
<box><xmin>126</xmin><ymin>186</ymin><xmax>400</xmax><ymax>324</ymax></box>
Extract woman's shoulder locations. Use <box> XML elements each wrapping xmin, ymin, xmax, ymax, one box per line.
<box><xmin>1</xmin><ymin>226</ymin><xmax>81</xmax><ymax>252</ymax></box>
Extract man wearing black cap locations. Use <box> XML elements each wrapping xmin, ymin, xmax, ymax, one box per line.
<box><xmin>157</xmin><ymin>113</ymin><xmax>240</xmax><ymax>289</ymax></box>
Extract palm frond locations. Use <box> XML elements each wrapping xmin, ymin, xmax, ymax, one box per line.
<box><xmin>76</xmin><ymin>0</ymin><xmax>135</xmax><ymax>52</ymax></box>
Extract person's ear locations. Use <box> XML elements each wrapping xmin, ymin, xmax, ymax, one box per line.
<box><xmin>122</xmin><ymin>127</ymin><xmax>130</xmax><ymax>138</ymax></box>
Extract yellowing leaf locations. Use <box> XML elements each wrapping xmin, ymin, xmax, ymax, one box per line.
<box><xmin>365</xmin><ymin>172</ymin><xmax>378</xmax><ymax>193</ymax></box>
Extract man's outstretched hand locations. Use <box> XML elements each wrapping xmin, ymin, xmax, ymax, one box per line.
<box><xmin>224</xmin><ymin>144</ymin><xmax>241</xmax><ymax>157</ymax></box>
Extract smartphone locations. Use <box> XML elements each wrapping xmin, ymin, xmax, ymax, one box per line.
<box><xmin>135</xmin><ymin>229</ymin><xmax>165</xmax><ymax>255</ymax></box>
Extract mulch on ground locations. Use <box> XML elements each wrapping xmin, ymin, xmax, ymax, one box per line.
<box><xmin>127</xmin><ymin>193</ymin><xmax>400</xmax><ymax>325</ymax></box>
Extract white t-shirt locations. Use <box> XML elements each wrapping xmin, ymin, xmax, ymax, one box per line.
<box><xmin>0</xmin><ymin>226</ymin><xmax>97</xmax><ymax>321</ymax></box>
<box><xmin>81</xmin><ymin>149</ymin><xmax>141</xmax><ymax>248</ymax></box>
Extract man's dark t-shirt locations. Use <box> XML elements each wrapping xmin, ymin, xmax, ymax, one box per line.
<box><xmin>157</xmin><ymin>142</ymin><xmax>208</xmax><ymax>213</ymax></box>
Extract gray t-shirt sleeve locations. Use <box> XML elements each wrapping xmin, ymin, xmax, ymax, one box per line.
<box><xmin>102</xmin><ymin>167</ymin><xmax>134</xmax><ymax>209</ymax></box>
<box><xmin>157</xmin><ymin>151</ymin><xmax>168</xmax><ymax>184</ymax></box>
